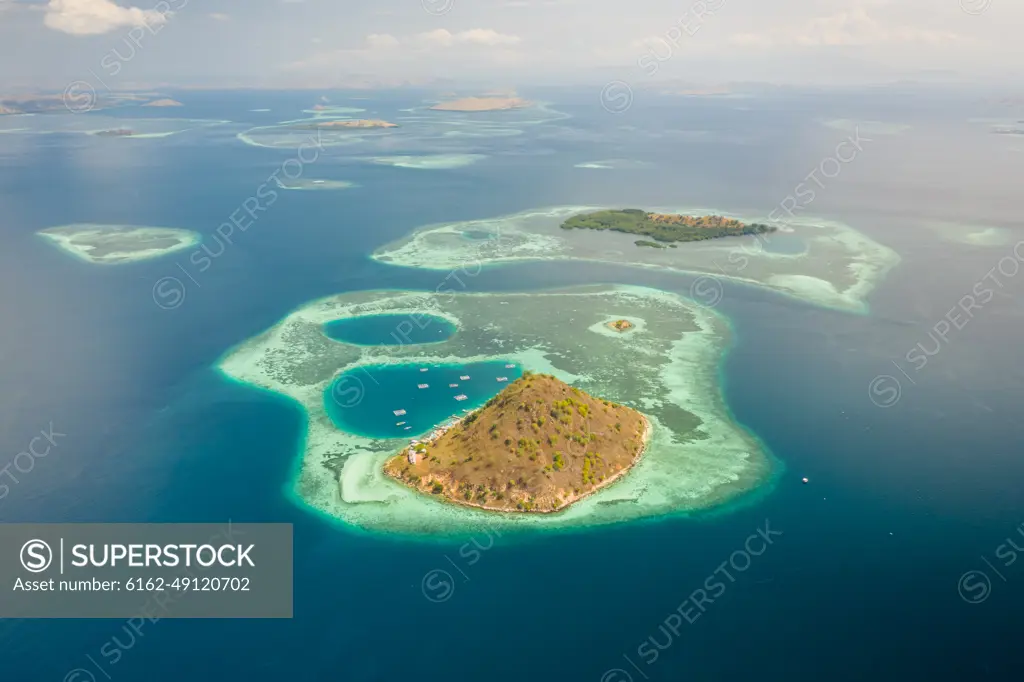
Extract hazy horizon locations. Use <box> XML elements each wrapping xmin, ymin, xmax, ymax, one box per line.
<box><xmin>2</xmin><ymin>0</ymin><xmax>1023</xmax><ymax>91</ymax></box>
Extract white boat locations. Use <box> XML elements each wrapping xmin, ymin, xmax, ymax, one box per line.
<box><xmin>454</xmin><ymin>394</ymin><xmax>468</xmax><ymax>401</ymax></box>
<box><xmin>396</xmin><ymin>421</ymin><xmax>406</xmax><ymax>426</ymax></box>
<box><xmin>417</xmin><ymin>383</ymin><xmax>429</xmax><ymax>389</ymax></box>
<box><xmin>420</xmin><ymin>368</ymin><xmax>428</xmax><ymax>372</ymax></box>
<box><xmin>460</xmin><ymin>375</ymin><xmax>470</xmax><ymax>380</ymax></box>
<box><xmin>449</xmin><ymin>383</ymin><xmax>459</xmax><ymax>388</ymax></box>
<box><xmin>393</xmin><ymin>409</ymin><xmax>407</xmax><ymax>416</ymax></box>
<box><xmin>404</xmin><ymin>426</ymin><xmax>411</xmax><ymax>430</ymax></box>
<box><xmin>496</xmin><ymin>376</ymin><xmax>508</xmax><ymax>382</ymax></box>
<box><xmin>505</xmin><ymin>364</ymin><xmax>515</xmax><ymax>368</ymax></box>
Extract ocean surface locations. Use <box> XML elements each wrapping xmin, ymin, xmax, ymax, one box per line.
<box><xmin>1</xmin><ymin>87</ymin><xmax>1023</xmax><ymax>681</ymax></box>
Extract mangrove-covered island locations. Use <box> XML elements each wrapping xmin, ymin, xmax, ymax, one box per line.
<box><xmin>561</xmin><ymin>209</ymin><xmax>776</xmax><ymax>245</ymax></box>
<box><xmin>383</xmin><ymin>372</ymin><xmax>648</xmax><ymax>513</ymax></box>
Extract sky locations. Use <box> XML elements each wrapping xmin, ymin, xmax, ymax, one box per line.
<box><xmin>0</xmin><ymin>0</ymin><xmax>1022</xmax><ymax>90</ymax></box>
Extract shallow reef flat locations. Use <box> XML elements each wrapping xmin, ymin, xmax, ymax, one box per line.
<box><xmin>0</xmin><ymin>116</ymin><xmax>228</xmax><ymax>137</ymax></box>
<box><xmin>367</xmin><ymin>154</ymin><xmax>485</xmax><ymax>169</ymax></box>
<box><xmin>372</xmin><ymin>206</ymin><xmax>900</xmax><ymax>313</ymax></box>
<box><xmin>573</xmin><ymin>159</ymin><xmax>655</xmax><ymax>169</ymax></box>
<box><xmin>923</xmin><ymin>220</ymin><xmax>1016</xmax><ymax>247</ymax></box>
<box><xmin>273</xmin><ymin>178</ymin><xmax>357</xmax><ymax>191</ymax></box>
<box><xmin>236</xmin><ymin>102</ymin><xmax>568</xmax><ymax>151</ymax></box>
<box><xmin>217</xmin><ymin>285</ymin><xmax>772</xmax><ymax>535</ymax></box>
<box><xmin>302</xmin><ymin>106</ymin><xmax>367</xmax><ymax>116</ymax></box>
<box><xmin>37</xmin><ymin>224</ymin><xmax>200</xmax><ymax>264</ymax></box>
<box><xmin>237</xmin><ymin>119</ymin><xmax>369</xmax><ymax>149</ymax></box>
<box><xmin>821</xmin><ymin>118</ymin><xmax>910</xmax><ymax>136</ymax></box>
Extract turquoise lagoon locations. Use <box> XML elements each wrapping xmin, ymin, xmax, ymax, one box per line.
<box><xmin>323</xmin><ymin>313</ymin><xmax>456</xmax><ymax>346</ymax></box>
<box><xmin>324</xmin><ymin>360</ymin><xmax>521</xmax><ymax>439</ymax></box>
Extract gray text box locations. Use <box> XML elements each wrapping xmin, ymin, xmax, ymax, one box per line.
<box><xmin>0</xmin><ymin>523</ymin><xmax>292</xmax><ymax>618</ymax></box>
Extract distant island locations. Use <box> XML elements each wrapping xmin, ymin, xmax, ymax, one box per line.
<box><xmin>606</xmin><ymin>319</ymin><xmax>634</xmax><ymax>332</ymax></box>
<box><xmin>94</xmin><ymin>128</ymin><xmax>135</xmax><ymax>137</ymax></box>
<box><xmin>142</xmin><ymin>98</ymin><xmax>183</xmax><ymax>107</ymax></box>
<box><xmin>292</xmin><ymin>119</ymin><xmax>397</xmax><ymax>130</ymax></box>
<box><xmin>1</xmin><ymin>91</ymin><xmax>161</xmax><ymax>114</ymax></box>
<box><xmin>993</xmin><ymin>125</ymin><xmax>1024</xmax><ymax>136</ymax></box>
<box><xmin>429</xmin><ymin>96</ymin><xmax>531</xmax><ymax>112</ymax></box>
<box><xmin>561</xmin><ymin>209</ymin><xmax>776</xmax><ymax>244</ymax></box>
<box><xmin>0</xmin><ymin>94</ymin><xmax>69</xmax><ymax>115</ymax></box>
<box><xmin>383</xmin><ymin>372</ymin><xmax>649</xmax><ymax>513</ymax></box>
<box><xmin>37</xmin><ymin>224</ymin><xmax>200</xmax><ymax>264</ymax></box>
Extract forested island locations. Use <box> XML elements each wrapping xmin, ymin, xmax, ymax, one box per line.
<box><xmin>561</xmin><ymin>209</ymin><xmax>776</xmax><ymax>244</ymax></box>
<box><xmin>383</xmin><ymin>372</ymin><xmax>649</xmax><ymax>513</ymax></box>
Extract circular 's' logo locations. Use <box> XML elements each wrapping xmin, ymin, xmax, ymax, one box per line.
<box><xmin>868</xmin><ymin>374</ymin><xmax>902</xmax><ymax>408</ymax></box>
<box><xmin>689</xmin><ymin>275</ymin><xmax>724</xmax><ymax>308</ymax></box>
<box><xmin>20</xmin><ymin>539</ymin><xmax>53</xmax><ymax>573</ymax></box>
<box><xmin>421</xmin><ymin>0</ymin><xmax>455</xmax><ymax>15</ymax></box>
<box><xmin>63</xmin><ymin>669</ymin><xmax>98</xmax><ymax>682</ymax></box>
<box><xmin>331</xmin><ymin>373</ymin><xmax>366</xmax><ymax>408</ymax></box>
<box><xmin>600</xmin><ymin>668</ymin><xmax>634</xmax><ymax>682</ymax></box>
<box><xmin>959</xmin><ymin>0</ymin><xmax>992</xmax><ymax>16</ymax></box>
<box><xmin>63</xmin><ymin>81</ymin><xmax>97</xmax><ymax>114</ymax></box>
<box><xmin>421</xmin><ymin>569</ymin><xmax>454</xmax><ymax>602</ymax></box>
<box><xmin>958</xmin><ymin>569</ymin><xmax>992</xmax><ymax>604</ymax></box>
<box><xmin>152</xmin><ymin>276</ymin><xmax>186</xmax><ymax>310</ymax></box>
<box><xmin>600</xmin><ymin>81</ymin><xmax>633</xmax><ymax>114</ymax></box>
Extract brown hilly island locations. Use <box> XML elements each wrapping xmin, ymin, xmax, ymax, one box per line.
<box><xmin>383</xmin><ymin>372</ymin><xmax>649</xmax><ymax>513</ymax></box>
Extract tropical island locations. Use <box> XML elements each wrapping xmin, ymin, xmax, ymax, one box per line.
<box><xmin>561</xmin><ymin>209</ymin><xmax>776</xmax><ymax>245</ymax></box>
<box><xmin>383</xmin><ymin>373</ymin><xmax>648</xmax><ymax>513</ymax></box>
<box><xmin>217</xmin><ymin>285</ymin><xmax>772</xmax><ymax>533</ymax></box>
<box><xmin>371</xmin><ymin>206</ymin><xmax>901</xmax><ymax>314</ymax></box>
<box><xmin>606</xmin><ymin>319</ymin><xmax>634</xmax><ymax>332</ymax></box>
<box><xmin>429</xmin><ymin>96</ymin><xmax>531</xmax><ymax>112</ymax></box>
<box><xmin>291</xmin><ymin>119</ymin><xmax>397</xmax><ymax>130</ymax></box>
<box><xmin>143</xmin><ymin>98</ymin><xmax>183</xmax><ymax>107</ymax></box>
<box><xmin>0</xmin><ymin>90</ymin><xmax>169</xmax><ymax>114</ymax></box>
<box><xmin>37</xmin><ymin>224</ymin><xmax>200</xmax><ymax>264</ymax></box>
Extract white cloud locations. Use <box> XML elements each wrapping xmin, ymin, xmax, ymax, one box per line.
<box><xmin>457</xmin><ymin>28</ymin><xmax>521</xmax><ymax>46</ymax></box>
<box><xmin>416</xmin><ymin>28</ymin><xmax>454</xmax><ymax>48</ymax></box>
<box><xmin>283</xmin><ymin>27</ymin><xmax>525</xmax><ymax>79</ymax></box>
<box><xmin>43</xmin><ymin>0</ymin><xmax>170</xmax><ymax>36</ymax></box>
<box><xmin>365</xmin><ymin>33</ymin><xmax>400</xmax><ymax>49</ymax></box>
<box><xmin>413</xmin><ymin>28</ymin><xmax>520</xmax><ymax>48</ymax></box>
<box><xmin>730</xmin><ymin>8</ymin><xmax>961</xmax><ymax>48</ymax></box>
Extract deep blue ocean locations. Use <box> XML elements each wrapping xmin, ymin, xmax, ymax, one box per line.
<box><xmin>1</xmin><ymin>87</ymin><xmax>1022</xmax><ymax>681</ymax></box>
